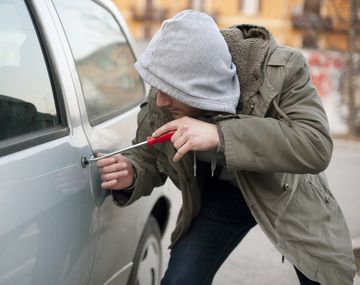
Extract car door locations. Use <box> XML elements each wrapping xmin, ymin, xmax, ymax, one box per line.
<box><xmin>0</xmin><ymin>0</ymin><xmax>98</xmax><ymax>284</ymax></box>
<box><xmin>49</xmin><ymin>0</ymin><xmax>160</xmax><ymax>284</ymax></box>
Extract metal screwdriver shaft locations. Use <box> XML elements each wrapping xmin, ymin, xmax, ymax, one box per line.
<box><xmin>89</xmin><ymin>131</ymin><xmax>175</xmax><ymax>162</ymax></box>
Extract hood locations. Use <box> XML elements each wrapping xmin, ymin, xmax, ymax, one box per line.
<box><xmin>134</xmin><ymin>10</ymin><xmax>240</xmax><ymax>114</ymax></box>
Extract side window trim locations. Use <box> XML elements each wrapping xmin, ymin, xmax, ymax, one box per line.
<box><xmin>26</xmin><ymin>0</ymin><xmax>68</xmax><ymax>129</ymax></box>
<box><xmin>0</xmin><ymin>0</ymin><xmax>69</xmax><ymax>157</ymax></box>
<box><xmin>88</xmin><ymin>0</ymin><xmax>146</xmax><ymax>125</ymax></box>
<box><xmin>0</xmin><ymin>128</ymin><xmax>69</xmax><ymax>157</ymax></box>
<box><xmin>88</xmin><ymin>97</ymin><xmax>143</xmax><ymax>126</ymax></box>
<box><xmin>94</xmin><ymin>0</ymin><xmax>145</xmax><ymax>93</ymax></box>
<box><xmin>52</xmin><ymin>0</ymin><xmax>145</xmax><ymax>126</ymax></box>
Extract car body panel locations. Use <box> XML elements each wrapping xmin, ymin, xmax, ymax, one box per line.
<box><xmin>0</xmin><ymin>135</ymin><xmax>97</xmax><ymax>285</ymax></box>
<box><xmin>0</xmin><ymin>0</ymin><xmax>173</xmax><ymax>284</ymax></box>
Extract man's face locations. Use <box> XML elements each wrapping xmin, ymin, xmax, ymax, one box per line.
<box><xmin>156</xmin><ymin>91</ymin><xmax>202</xmax><ymax>118</ymax></box>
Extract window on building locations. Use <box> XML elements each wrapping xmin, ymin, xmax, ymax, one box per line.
<box><xmin>53</xmin><ymin>0</ymin><xmax>144</xmax><ymax>125</ymax></box>
<box><xmin>240</xmin><ymin>0</ymin><xmax>261</xmax><ymax>16</ymax></box>
<box><xmin>304</xmin><ymin>0</ymin><xmax>321</xmax><ymax>15</ymax></box>
<box><xmin>302</xmin><ymin>33</ymin><xmax>319</xmax><ymax>48</ymax></box>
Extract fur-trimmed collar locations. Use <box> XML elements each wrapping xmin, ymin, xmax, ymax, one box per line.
<box><xmin>221</xmin><ymin>25</ymin><xmax>271</xmax><ymax>107</ymax></box>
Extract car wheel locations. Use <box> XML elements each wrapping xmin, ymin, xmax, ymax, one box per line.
<box><xmin>128</xmin><ymin>216</ymin><xmax>162</xmax><ymax>285</ymax></box>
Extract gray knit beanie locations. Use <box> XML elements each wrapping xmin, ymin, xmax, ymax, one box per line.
<box><xmin>134</xmin><ymin>10</ymin><xmax>240</xmax><ymax>114</ymax></box>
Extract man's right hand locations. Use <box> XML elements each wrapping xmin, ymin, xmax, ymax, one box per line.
<box><xmin>96</xmin><ymin>153</ymin><xmax>135</xmax><ymax>190</ymax></box>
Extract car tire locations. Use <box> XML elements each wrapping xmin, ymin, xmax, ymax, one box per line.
<box><xmin>127</xmin><ymin>216</ymin><xmax>162</xmax><ymax>285</ymax></box>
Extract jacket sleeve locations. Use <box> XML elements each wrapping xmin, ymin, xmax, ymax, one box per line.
<box><xmin>112</xmin><ymin>103</ymin><xmax>167</xmax><ymax>207</ymax></box>
<box><xmin>217</xmin><ymin>51</ymin><xmax>333</xmax><ymax>174</ymax></box>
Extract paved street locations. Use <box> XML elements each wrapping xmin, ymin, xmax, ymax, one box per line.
<box><xmin>162</xmin><ymin>138</ymin><xmax>360</xmax><ymax>284</ymax></box>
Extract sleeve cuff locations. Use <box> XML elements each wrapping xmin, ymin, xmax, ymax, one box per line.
<box><xmin>216</xmin><ymin>122</ymin><xmax>225</xmax><ymax>153</ymax></box>
<box><xmin>111</xmin><ymin>166</ymin><xmax>137</xmax><ymax>206</ymax></box>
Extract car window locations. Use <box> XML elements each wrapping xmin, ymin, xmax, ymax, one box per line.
<box><xmin>0</xmin><ymin>0</ymin><xmax>59</xmax><ymax>141</ymax></box>
<box><xmin>53</xmin><ymin>0</ymin><xmax>145</xmax><ymax>125</ymax></box>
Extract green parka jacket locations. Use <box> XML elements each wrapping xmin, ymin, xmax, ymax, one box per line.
<box><xmin>113</xmin><ymin>25</ymin><xmax>356</xmax><ymax>284</ymax></box>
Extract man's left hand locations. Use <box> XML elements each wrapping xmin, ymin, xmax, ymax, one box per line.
<box><xmin>152</xmin><ymin>116</ymin><xmax>220</xmax><ymax>162</ymax></box>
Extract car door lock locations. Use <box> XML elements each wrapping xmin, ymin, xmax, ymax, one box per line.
<box><xmin>81</xmin><ymin>156</ymin><xmax>89</xmax><ymax>168</ymax></box>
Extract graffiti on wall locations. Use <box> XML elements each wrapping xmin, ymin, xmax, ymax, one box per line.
<box><xmin>306</xmin><ymin>51</ymin><xmax>346</xmax><ymax>98</ymax></box>
<box><xmin>303</xmin><ymin>49</ymin><xmax>348</xmax><ymax>134</ymax></box>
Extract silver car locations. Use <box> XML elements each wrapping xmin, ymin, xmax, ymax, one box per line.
<box><xmin>0</xmin><ymin>0</ymin><xmax>174</xmax><ymax>284</ymax></box>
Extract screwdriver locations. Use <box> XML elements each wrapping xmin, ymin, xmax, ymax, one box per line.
<box><xmin>88</xmin><ymin>131</ymin><xmax>175</xmax><ymax>162</ymax></box>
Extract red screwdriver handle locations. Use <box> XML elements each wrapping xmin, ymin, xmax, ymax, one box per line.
<box><xmin>147</xmin><ymin>131</ymin><xmax>175</xmax><ymax>147</ymax></box>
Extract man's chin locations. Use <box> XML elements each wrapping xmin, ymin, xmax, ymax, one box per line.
<box><xmin>170</xmin><ymin>110</ymin><xmax>183</xmax><ymax>119</ymax></box>
<box><xmin>173</xmin><ymin>113</ymin><xmax>187</xmax><ymax>119</ymax></box>
<box><xmin>166</xmin><ymin>108</ymin><xmax>186</xmax><ymax>119</ymax></box>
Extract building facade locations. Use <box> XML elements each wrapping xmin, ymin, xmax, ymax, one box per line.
<box><xmin>113</xmin><ymin>0</ymin><xmax>351</xmax><ymax>51</ymax></box>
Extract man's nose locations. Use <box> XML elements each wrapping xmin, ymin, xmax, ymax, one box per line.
<box><xmin>156</xmin><ymin>92</ymin><xmax>172</xmax><ymax>107</ymax></box>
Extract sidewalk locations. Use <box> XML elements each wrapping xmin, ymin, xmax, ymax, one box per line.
<box><xmin>213</xmin><ymin>225</ymin><xmax>360</xmax><ymax>285</ymax></box>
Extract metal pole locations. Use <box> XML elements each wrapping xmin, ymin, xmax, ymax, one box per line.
<box><xmin>348</xmin><ymin>0</ymin><xmax>358</xmax><ymax>135</ymax></box>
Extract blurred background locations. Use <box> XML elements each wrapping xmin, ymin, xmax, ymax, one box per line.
<box><xmin>113</xmin><ymin>0</ymin><xmax>360</xmax><ymax>138</ymax></box>
<box><xmin>111</xmin><ymin>1</ymin><xmax>359</xmax><ymax>284</ymax></box>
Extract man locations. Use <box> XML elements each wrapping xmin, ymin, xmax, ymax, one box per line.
<box><xmin>97</xmin><ymin>10</ymin><xmax>356</xmax><ymax>285</ymax></box>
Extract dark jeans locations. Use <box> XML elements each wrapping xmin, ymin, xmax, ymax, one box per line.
<box><xmin>162</xmin><ymin>163</ymin><xmax>320</xmax><ymax>285</ymax></box>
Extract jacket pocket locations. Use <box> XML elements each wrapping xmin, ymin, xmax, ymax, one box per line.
<box><xmin>276</xmin><ymin>174</ymin><xmax>338</xmax><ymax>240</ymax></box>
<box><xmin>307</xmin><ymin>174</ymin><xmax>335</xmax><ymax>205</ymax></box>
